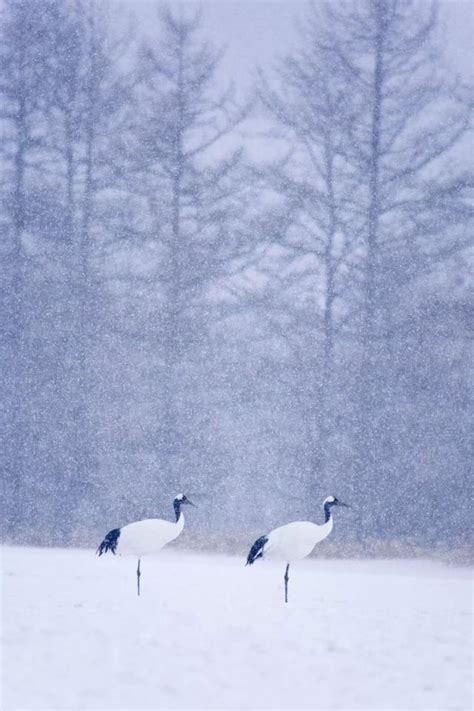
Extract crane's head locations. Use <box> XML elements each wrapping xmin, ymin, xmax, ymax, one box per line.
<box><xmin>174</xmin><ymin>493</ymin><xmax>196</xmax><ymax>507</ymax></box>
<box><xmin>173</xmin><ymin>493</ymin><xmax>196</xmax><ymax>521</ymax></box>
<box><xmin>324</xmin><ymin>495</ymin><xmax>350</xmax><ymax>509</ymax></box>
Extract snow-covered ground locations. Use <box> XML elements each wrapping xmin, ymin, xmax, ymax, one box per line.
<box><xmin>1</xmin><ymin>546</ymin><xmax>472</xmax><ymax>711</ymax></box>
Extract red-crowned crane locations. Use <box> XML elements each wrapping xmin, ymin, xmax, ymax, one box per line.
<box><xmin>97</xmin><ymin>494</ymin><xmax>195</xmax><ymax>595</ymax></box>
<box><xmin>246</xmin><ymin>495</ymin><xmax>349</xmax><ymax>603</ymax></box>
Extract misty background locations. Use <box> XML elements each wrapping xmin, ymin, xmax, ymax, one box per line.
<box><xmin>1</xmin><ymin>0</ymin><xmax>472</xmax><ymax>553</ymax></box>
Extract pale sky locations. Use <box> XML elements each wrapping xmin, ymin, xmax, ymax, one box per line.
<box><xmin>114</xmin><ymin>0</ymin><xmax>474</xmax><ymax>88</ymax></box>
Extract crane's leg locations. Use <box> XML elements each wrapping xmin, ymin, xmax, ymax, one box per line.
<box><xmin>284</xmin><ymin>563</ymin><xmax>290</xmax><ymax>603</ymax></box>
<box><xmin>137</xmin><ymin>558</ymin><xmax>141</xmax><ymax>596</ymax></box>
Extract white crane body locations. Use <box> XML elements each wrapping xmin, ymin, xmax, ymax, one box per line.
<box><xmin>264</xmin><ymin>518</ymin><xmax>333</xmax><ymax>562</ymax></box>
<box><xmin>246</xmin><ymin>495</ymin><xmax>348</xmax><ymax>603</ymax></box>
<box><xmin>117</xmin><ymin>515</ymin><xmax>185</xmax><ymax>557</ymax></box>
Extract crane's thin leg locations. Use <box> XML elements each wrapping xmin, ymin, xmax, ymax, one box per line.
<box><xmin>284</xmin><ymin>563</ymin><xmax>290</xmax><ymax>603</ymax></box>
<box><xmin>137</xmin><ymin>558</ymin><xmax>141</xmax><ymax>596</ymax></box>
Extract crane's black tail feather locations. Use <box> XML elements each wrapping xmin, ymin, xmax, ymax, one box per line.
<box><xmin>246</xmin><ymin>535</ymin><xmax>268</xmax><ymax>565</ymax></box>
<box><xmin>96</xmin><ymin>528</ymin><xmax>121</xmax><ymax>556</ymax></box>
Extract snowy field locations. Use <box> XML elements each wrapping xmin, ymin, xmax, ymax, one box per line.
<box><xmin>1</xmin><ymin>546</ymin><xmax>472</xmax><ymax>711</ymax></box>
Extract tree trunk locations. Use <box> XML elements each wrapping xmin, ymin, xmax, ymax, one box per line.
<box><xmin>356</xmin><ymin>0</ymin><xmax>385</xmax><ymax>510</ymax></box>
<box><xmin>6</xmin><ymin>57</ymin><xmax>29</xmax><ymax>536</ymax></box>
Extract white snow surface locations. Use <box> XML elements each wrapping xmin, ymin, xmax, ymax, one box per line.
<box><xmin>1</xmin><ymin>546</ymin><xmax>472</xmax><ymax>711</ymax></box>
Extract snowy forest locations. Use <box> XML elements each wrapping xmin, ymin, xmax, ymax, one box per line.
<box><xmin>1</xmin><ymin>0</ymin><xmax>472</xmax><ymax>551</ymax></box>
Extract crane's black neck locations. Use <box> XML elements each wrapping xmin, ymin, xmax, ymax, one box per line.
<box><xmin>173</xmin><ymin>499</ymin><xmax>182</xmax><ymax>522</ymax></box>
<box><xmin>324</xmin><ymin>501</ymin><xmax>333</xmax><ymax>523</ymax></box>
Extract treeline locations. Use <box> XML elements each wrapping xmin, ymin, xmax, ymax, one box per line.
<box><xmin>1</xmin><ymin>0</ymin><xmax>472</xmax><ymax>547</ymax></box>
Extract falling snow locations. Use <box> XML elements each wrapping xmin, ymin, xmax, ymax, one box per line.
<box><xmin>1</xmin><ymin>0</ymin><xmax>472</xmax><ymax>709</ymax></box>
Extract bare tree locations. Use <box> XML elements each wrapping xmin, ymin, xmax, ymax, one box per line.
<box><xmin>107</xmin><ymin>6</ymin><xmax>248</xmax><ymax>502</ymax></box>
<box><xmin>257</xmin><ymin>0</ymin><xmax>472</xmax><ymax>530</ymax></box>
<box><xmin>0</xmin><ymin>0</ymin><xmax>54</xmax><ymax>535</ymax></box>
<box><xmin>317</xmin><ymin>0</ymin><xmax>471</xmax><ymax>520</ymax></box>
<box><xmin>39</xmin><ymin>0</ymin><xmax>135</xmax><ymax>530</ymax></box>
<box><xmin>0</xmin><ymin>0</ymin><xmax>135</xmax><ymax>539</ymax></box>
<box><xmin>255</xmin><ymin>9</ymin><xmax>364</xmax><ymax>497</ymax></box>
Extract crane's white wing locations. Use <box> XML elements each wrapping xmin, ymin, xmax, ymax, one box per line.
<box><xmin>118</xmin><ymin>516</ymin><xmax>184</xmax><ymax>556</ymax></box>
<box><xmin>265</xmin><ymin>519</ymin><xmax>333</xmax><ymax>561</ymax></box>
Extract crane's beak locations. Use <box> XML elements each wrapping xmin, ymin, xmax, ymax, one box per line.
<box><xmin>185</xmin><ymin>498</ymin><xmax>196</xmax><ymax>507</ymax></box>
<box><xmin>338</xmin><ymin>501</ymin><xmax>350</xmax><ymax>508</ymax></box>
